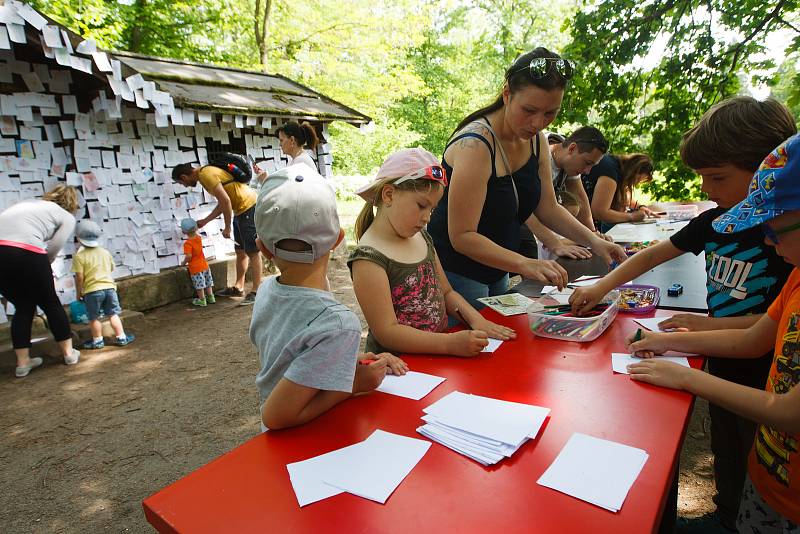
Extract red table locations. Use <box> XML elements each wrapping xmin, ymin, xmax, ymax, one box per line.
<box><xmin>143</xmin><ymin>309</ymin><xmax>702</xmax><ymax>533</ymax></box>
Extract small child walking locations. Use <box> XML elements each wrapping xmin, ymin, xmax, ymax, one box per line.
<box><xmin>72</xmin><ymin>220</ymin><xmax>135</xmax><ymax>349</ymax></box>
<box><xmin>348</xmin><ymin>148</ymin><xmax>516</xmax><ymax>357</ymax></box>
<box><xmin>180</xmin><ymin>218</ymin><xmax>215</xmax><ymax>307</ymax></box>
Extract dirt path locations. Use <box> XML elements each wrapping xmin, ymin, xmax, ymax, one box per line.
<box><xmin>0</xmin><ymin>254</ymin><xmax>714</xmax><ymax>533</ymax></box>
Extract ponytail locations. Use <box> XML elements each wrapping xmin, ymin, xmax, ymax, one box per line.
<box><xmin>354</xmin><ymin>203</ymin><xmax>375</xmax><ymax>241</ymax></box>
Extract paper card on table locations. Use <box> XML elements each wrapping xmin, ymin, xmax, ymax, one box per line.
<box><xmin>537</xmin><ymin>432</ymin><xmax>648</xmax><ymax>512</ymax></box>
<box><xmin>376</xmin><ymin>371</ymin><xmax>446</xmax><ymax>400</ymax></box>
<box><xmin>287</xmin><ymin>443</ymin><xmax>360</xmax><ymax>506</ymax></box>
<box><xmin>569</xmin><ymin>276</ymin><xmax>602</xmax><ymax>287</ymax></box>
<box><xmin>481</xmin><ymin>338</ymin><xmax>503</xmax><ymax>353</ymax></box>
<box><xmin>611</xmin><ymin>353</ymin><xmax>690</xmax><ymax>375</ymax></box>
<box><xmin>476</xmin><ymin>293</ymin><xmax>534</xmax><ymax>316</ymax></box>
<box><xmin>321</xmin><ymin>430</ymin><xmax>431</xmax><ymax>504</ymax></box>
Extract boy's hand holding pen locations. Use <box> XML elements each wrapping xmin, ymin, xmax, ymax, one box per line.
<box><xmin>626</xmin><ymin>327</ymin><xmax>669</xmax><ymax>358</ymax></box>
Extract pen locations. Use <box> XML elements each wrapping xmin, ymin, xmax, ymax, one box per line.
<box><xmin>633</xmin><ymin>328</ymin><xmax>643</xmax><ymax>342</ymax></box>
<box><xmin>453</xmin><ymin>307</ymin><xmax>472</xmax><ymax>330</ymax></box>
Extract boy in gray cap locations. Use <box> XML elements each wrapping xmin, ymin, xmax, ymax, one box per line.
<box><xmin>72</xmin><ymin>220</ymin><xmax>135</xmax><ymax>349</ymax></box>
<box><xmin>251</xmin><ymin>164</ymin><xmax>396</xmax><ymax>430</ymax></box>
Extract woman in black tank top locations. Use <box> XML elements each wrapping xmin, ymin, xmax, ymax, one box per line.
<box><xmin>427</xmin><ymin>47</ymin><xmax>627</xmax><ymax>309</ymax></box>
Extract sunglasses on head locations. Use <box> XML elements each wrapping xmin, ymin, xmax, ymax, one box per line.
<box><xmin>510</xmin><ymin>57</ymin><xmax>575</xmax><ymax>81</ymax></box>
<box><xmin>392</xmin><ymin>165</ymin><xmax>448</xmax><ymax>187</ymax></box>
<box><xmin>761</xmin><ymin>220</ymin><xmax>800</xmax><ymax>244</ymax></box>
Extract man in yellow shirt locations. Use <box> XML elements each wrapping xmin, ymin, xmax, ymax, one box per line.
<box><xmin>172</xmin><ymin>162</ymin><xmax>262</xmax><ymax>302</ymax></box>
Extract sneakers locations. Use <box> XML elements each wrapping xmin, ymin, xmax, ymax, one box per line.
<box><xmin>15</xmin><ymin>357</ymin><xmax>43</xmax><ymax>378</ymax></box>
<box><xmin>64</xmin><ymin>349</ymin><xmax>80</xmax><ymax>365</ymax></box>
<box><xmin>217</xmin><ymin>287</ymin><xmax>245</xmax><ymax>297</ymax></box>
<box><xmin>192</xmin><ymin>298</ymin><xmax>207</xmax><ymax>307</ymax></box>
<box><xmin>206</xmin><ymin>293</ymin><xmax>216</xmax><ymax>304</ymax></box>
<box><xmin>241</xmin><ymin>291</ymin><xmax>257</xmax><ymax>304</ymax></box>
<box><xmin>82</xmin><ymin>338</ymin><xmax>105</xmax><ymax>350</ymax></box>
<box><xmin>114</xmin><ymin>334</ymin><xmax>136</xmax><ymax>346</ymax></box>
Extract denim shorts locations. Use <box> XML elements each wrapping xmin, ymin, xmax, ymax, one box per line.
<box><xmin>444</xmin><ymin>270</ymin><xmax>509</xmax><ymax>328</ymax></box>
<box><xmin>233</xmin><ymin>206</ymin><xmax>258</xmax><ymax>253</ymax></box>
<box><xmin>84</xmin><ymin>288</ymin><xmax>122</xmax><ymax>321</ymax></box>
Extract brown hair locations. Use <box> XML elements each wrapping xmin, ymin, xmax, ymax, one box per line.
<box><xmin>681</xmin><ymin>97</ymin><xmax>797</xmax><ymax>172</ymax></box>
<box><xmin>354</xmin><ymin>178</ymin><xmax>441</xmax><ymax>240</ymax></box>
<box><xmin>42</xmin><ymin>184</ymin><xmax>79</xmax><ymax>213</ymax></box>
<box><xmin>612</xmin><ymin>154</ymin><xmax>654</xmax><ymax>211</ymax></box>
<box><xmin>454</xmin><ymin>47</ymin><xmax>571</xmax><ymax>135</ymax></box>
<box><xmin>276</xmin><ymin>121</ymin><xmax>319</xmax><ymax>151</ymax></box>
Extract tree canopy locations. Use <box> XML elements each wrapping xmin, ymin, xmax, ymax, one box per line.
<box><xmin>31</xmin><ymin>0</ymin><xmax>800</xmax><ymax>198</ymax></box>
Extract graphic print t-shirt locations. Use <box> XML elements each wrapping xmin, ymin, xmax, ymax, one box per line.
<box><xmin>750</xmin><ymin>267</ymin><xmax>800</xmax><ymax>524</ymax></box>
<box><xmin>671</xmin><ymin>207</ymin><xmax>793</xmax><ymax>385</ymax></box>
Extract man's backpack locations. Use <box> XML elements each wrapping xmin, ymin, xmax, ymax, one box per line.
<box><xmin>207</xmin><ymin>152</ymin><xmax>252</xmax><ymax>183</ymax></box>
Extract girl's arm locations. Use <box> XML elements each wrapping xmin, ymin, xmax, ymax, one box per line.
<box><xmin>74</xmin><ymin>272</ymin><xmax>84</xmax><ymax>299</ymax></box>
<box><xmin>564</xmin><ymin>178</ymin><xmax>596</xmax><ymax>230</ymax></box>
<box><xmin>351</xmin><ymin>258</ymin><xmax>488</xmax><ymax>357</ymax></box>
<box><xmin>659</xmin><ymin>313</ymin><xmax>763</xmax><ymax>332</ymax></box>
<box><xmin>628</xmin><ymin>359</ymin><xmax>800</xmax><ymax>434</ymax></box>
<box><xmin>590</xmin><ymin>176</ymin><xmax>644</xmax><ymax>224</ymax></box>
<box><xmin>627</xmin><ymin>312</ymin><xmax>779</xmax><ymax>360</ymax></box>
<box><xmin>570</xmin><ymin>240</ymin><xmax>683</xmax><ymax>314</ymax></box>
<box><xmin>444</xmin><ymin>127</ymin><xmax>568</xmax><ymax>287</ymax></box>
<box><xmin>433</xmin><ymin>252</ymin><xmax>515</xmax><ymax>340</ymax></box>
<box><xmin>524</xmin><ymin>214</ymin><xmax>593</xmax><ymax>259</ymax></box>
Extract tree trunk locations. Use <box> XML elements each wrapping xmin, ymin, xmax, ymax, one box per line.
<box><xmin>254</xmin><ymin>0</ymin><xmax>274</xmax><ymax>72</ymax></box>
<box><xmin>128</xmin><ymin>0</ymin><xmax>149</xmax><ymax>53</ymax></box>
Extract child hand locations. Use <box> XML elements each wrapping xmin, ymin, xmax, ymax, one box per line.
<box><xmin>570</xmin><ymin>285</ymin><xmax>606</xmax><ymax>315</ymax></box>
<box><xmin>626</xmin><ymin>359</ymin><xmax>692</xmax><ymax>390</ymax></box>
<box><xmin>470</xmin><ymin>318</ymin><xmax>516</xmax><ymax>341</ymax></box>
<box><xmin>353</xmin><ymin>352</ymin><xmax>387</xmax><ymax>393</ymax></box>
<box><xmin>446</xmin><ymin>330</ymin><xmax>489</xmax><ymax>357</ymax></box>
<box><xmin>625</xmin><ymin>330</ymin><xmax>668</xmax><ymax>358</ymax></box>
<box><xmin>590</xmin><ymin>238</ymin><xmax>628</xmax><ymax>265</ymax></box>
<box><xmin>658</xmin><ymin>313</ymin><xmax>708</xmax><ymax>332</ymax></box>
<box><xmin>376</xmin><ymin>352</ymin><xmax>409</xmax><ymax>375</ymax></box>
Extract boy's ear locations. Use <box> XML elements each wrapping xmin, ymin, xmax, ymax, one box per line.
<box><xmin>333</xmin><ymin>228</ymin><xmax>345</xmax><ymax>249</ymax></box>
<box><xmin>255</xmin><ymin>238</ymin><xmax>272</xmax><ymax>258</ymax></box>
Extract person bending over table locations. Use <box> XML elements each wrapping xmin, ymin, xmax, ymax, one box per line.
<box><xmin>581</xmin><ymin>152</ymin><xmax>658</xmax><ymax>233</ymax></box>
<box><xmin>427</xmin><ymin>47</ymin><xmax>626</xmax><ymax>309</ymax></box>
<box><xmin>523</xmin><ymin>126</ymin><xmax>610</xmax><ymax>260</ymax></box>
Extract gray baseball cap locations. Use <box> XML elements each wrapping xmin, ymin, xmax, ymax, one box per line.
<box><xmin>254</xmin><ymin>164</ymin><xmax>340</xmax><ymax>264</ymax></box>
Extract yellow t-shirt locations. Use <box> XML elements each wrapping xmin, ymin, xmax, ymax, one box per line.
<box><xmin>197</xmin><ymin>166</ymin><xmax>256</xmax><ymax>216</ymax></box>
<box><xmin>71</xmin><ymin>246</ymin><xmax>116</xmax><ymax>294</ymax></box>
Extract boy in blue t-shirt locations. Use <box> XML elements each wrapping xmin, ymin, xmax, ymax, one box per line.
<box><xmin>250</xmin><ymin>164</ymin><xmax>402</xmax><ymax>431</ymax></box>
<box><xmin>570</xmin><ymin>96</ymin><xmax>797</xmax><ymax>532</ymax></box>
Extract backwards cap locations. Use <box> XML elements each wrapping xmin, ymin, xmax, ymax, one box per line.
<box><xmin>254</xmin><ymin>164</ymin><xmax>340</xmax><ymax>263</ymax></box>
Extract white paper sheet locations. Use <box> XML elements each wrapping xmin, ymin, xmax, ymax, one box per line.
<box><xmin>287</xmin><ymin>443</ymin><xmax>360</xmax><ymax>506</ymax></box>
<box><xmin>321</xmin><ymin>430</ymin><xmax>431</xmax><ymax>504</ymax></box>
<box><xmin>376</xmin><ymin>371</ymin><xmax>446</xmax><ymax>400</ymax></box>
<box><xmin>481</xmin><ymin>338</ymin><xmax>503</xmax><ymax>353</ymax></box>
<box><xmin>611</xmin><ymin>353</ymin><xmax>691</xmax><ymax>375</ymax></box>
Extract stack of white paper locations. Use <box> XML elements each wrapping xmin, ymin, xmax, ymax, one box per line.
<box><xmin>287</xmin><ymin>430</ymin><xmax>430</xmax><ymax>506</ymax></box>
<box><xmin>537</xmin><ymin>433</ymin><xmax>649</xmax><ymax>512</ymax></box>
<box><xmin>376</xmin><ymin>371</ymin><xmax>446</xmax><ymax>400</ymax></box>
<box><xmin>416</xmin><ymin>391</ymin><xmax>550</xmax><ymax>465</ymax></box>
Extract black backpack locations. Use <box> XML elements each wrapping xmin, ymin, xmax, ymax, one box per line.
<box><xmin>207</xmin><ymin>152</ymin><xmax>252</xmax><ymax>183</ymax></box>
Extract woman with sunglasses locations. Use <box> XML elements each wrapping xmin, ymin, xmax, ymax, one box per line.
<box><xmin>581</xmin><ymin>152</ymin><xmax>659</xmax><ymax>233</ymax></box>
<box><xmin>427</xmin><ymin>47</ymin><xmax>627</xmax><ymax>308</ymax></box>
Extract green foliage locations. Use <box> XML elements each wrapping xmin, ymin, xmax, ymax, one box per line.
<box><xmin>562</xmin><ymin>0</ymin><xmax>800</xmax><ymax>200</ymax></box>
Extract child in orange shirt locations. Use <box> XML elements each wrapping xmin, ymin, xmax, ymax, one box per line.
<box><xmin>180</xmin><ymin>218</ymin><xmax>215</xmax><ymax>307</ymax></box>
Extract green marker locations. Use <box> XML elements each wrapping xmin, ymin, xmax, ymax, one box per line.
<box><xmin>633</xmin><ymin>328</ymin><xmax>643</xmax><ymax>342</ymax></box>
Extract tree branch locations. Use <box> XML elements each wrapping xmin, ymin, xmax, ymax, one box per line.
<box><xmin>266</xmin><ymin>22</ymin><xmax>364</xmax><ymax>53</ymax></box>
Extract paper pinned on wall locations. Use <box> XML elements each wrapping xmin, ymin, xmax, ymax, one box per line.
<box><xmin>0</xmin><ymin>26</ymin><xmax>10</xmax><ymax>50</ymax></box>
<box><xmin>6</xmin><ymin>23</ymin><xmax>26</xmax><ymax>44</ymax></box>
<box><xmin>75</xmin><ymin>39</ymin><xmax>97</xmax><ymax>55</ymax></box>
<box><xmin>17</xmin><ymin>3</ymin><xmax>48</xmax><ymax>30</ymax></box>
<box><xmin>41</xmin><ymin>25</ymin><xmax>63</xmax><ymax>48</ymax></box>
<box><xmin>92</xmin><ymin>51</ymin><xmax>113</xmax><ymax>73</ymax></box>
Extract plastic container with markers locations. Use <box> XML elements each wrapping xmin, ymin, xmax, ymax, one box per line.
<box><xmin>527</xmin><ymin>290</ymin><xmax>620</xmax><ymax>343</ymax></box>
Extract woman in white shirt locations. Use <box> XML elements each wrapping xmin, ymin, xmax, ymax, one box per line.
<box><xmin>0</xmin><ymin>185</ymin><xmax>81</xmax><ymax>377</ymax></box>
<box><xmin>276</xmin><ymin>121</ymin><xmax>319</xmax><ymax>171</ymax></box>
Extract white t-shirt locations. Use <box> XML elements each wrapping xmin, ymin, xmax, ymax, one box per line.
<box><xmin>291</xmin><ymin>151</ymin><xmax>317</xmax><ymax>171</ymax></box>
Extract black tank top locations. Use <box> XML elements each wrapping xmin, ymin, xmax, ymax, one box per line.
<box><xmin>428</xmin><ymin>119</ymin><xmax>542</xmax><ymax>284</ymax></box>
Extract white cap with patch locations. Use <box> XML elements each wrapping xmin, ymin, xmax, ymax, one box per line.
<box><xmin>254</xmin><ymin>164</ymin><xmax>340</xmax><ymax>264</ymax></box>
